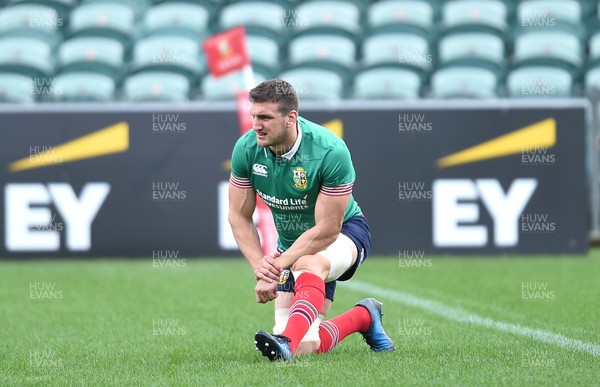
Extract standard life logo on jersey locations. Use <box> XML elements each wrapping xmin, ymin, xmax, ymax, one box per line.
<box><xmin>4</xmin><ymin>123</ymin><xmax>128</xmax><ymax>252</ymax></box>
<box><xmin>432</xmin><ymin>118</ymin><xmax>555</xmax><ymax>248</ymax></box>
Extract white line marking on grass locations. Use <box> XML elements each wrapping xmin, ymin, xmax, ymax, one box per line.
<box><xmin>343</xmin><ymin>281</ymin><xmax>600</xmax><ymax>357</ymax></box>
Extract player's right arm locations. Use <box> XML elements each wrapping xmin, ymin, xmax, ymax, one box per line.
<box><xmin>228</xmin><ymin>183</ymin><xmax>263</xmax><ymax>273</ymax></box>
<box><xmin>228</xmin><ymin>136</ymin><xmax>279</xmax><ymax>283</ymax></box>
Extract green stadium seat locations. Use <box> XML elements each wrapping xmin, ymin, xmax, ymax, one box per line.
<box><xmin>0</xmin><ymin>73</ymin><xmax>35</xmax><ymax>103</ymax></box>
<box><xmin>438</xmin><ymin>32</ymin><xmax>505</xmax><ymax>73</ymax></box>
<box><xmin>143</xmin><ymin>2</ymin><xmax>211</xmax><ymax>39</ymax></box>
<box><xmin>0</xmin><ymin>37</ymin><xmax>53</xmax><ymax>78</ymax></box>
<box><xmin>0</xmin><ymin>4</ymin><xmax>62</xmax><ymax>47</ymax></box>
<box><xmin>123</xmin><ymin>71</ymin><xmax>191</xmax><ymax>102</ymax></box>
<box><xmin>278</xmin><ymin>68</ymin><xmax>343</xmax><ymax>100</ymax></box>
<box><xmin>353</xmin><ymin>67</ymin><xmax>421</xmax><ymax>99</ymax></box>
<box><xmin>431</xmin><ymin>66</ymin><xmax>498</xmax><ymax>98</ymax></box>
<box><xmin>7</xmin><ymin>0</ymin><xmax>76</xmax><ymax>21</ymax></box>
<box><xmin>288</xmin><ymin>34</ymin><xmax>355</xmax><ymax>75</ymax></box>
<box><xmin>367</xmin><ymin>0</ymin><xmax>434</xmax><ymax>36</ymax></box>
<box><xmin>68</xmin><ymin>3</ymin><xmax>136</xmax><ymax>47</ymax></box>
<box><xmin>131</xmin><ymin>35</ymin><xmax>205</xmax><ymax>83</ymax></box>
<box><xmin>51</xmin><ymin>72</ymin><xmax>116</xmax><ymax>101</ymax></box>
<box><xmin>200</xmin><ymin>71</ymin><xmax>266</xmax><ymax>100</ymax></box>
<box><xmin>246</xmin><ymin>34</ymin><xmax>280</xmax><ymax>77</ymax></box>
<box><xmin>362</xmin><ymin>32</ymin><xmax>432</xmax><ymax>76</ymax></box>
<box><xmin>515</xmin><ymin>0</ymin><xmax>584</xmax><ymax>40</ymax></box>
<box><xmin>80</xmin><ymin>0</ymin><xmax>151</xmax><ymax>20</ymax></box>
<box><xmin>507</xmin><ymin>66</ymin><xmax>573</xmax><ymax>98</ymax></box>
<box><xmin>517</xmin><ymin>0</ymin><xmax>581</xmax><ymax>28</ymax></box>
<box><xmin>219</xmin><ymin>1</ymin><xmax>288</xmax><ymax>41</ymax></box>
<box><xmin>294</xmin><ymin>1</ymin><xmax>361</xmax><ymax>38</ymax></box>
<box><xmin>441</xmin><ymin>0</ymin><xmax>508</xmax><ymax>38</ymax></box>
<box><xmin>513</xmin><ymin>31</ymin><xmax>582</xmax><ymax>73</ymax></box>
<box><xmin>57</xmin><ymin>37</ymin><xmax>125</xmax><ymax>81</ymax></box>
<box><xmin>584</xmin><ymin>67</ymin><xmax>600</xmax><ymax>96</ymax></box>
<box><xmin>586</xmin><ymin>32</ymin><xmax>600</xmax><ymax>70</ymax></box>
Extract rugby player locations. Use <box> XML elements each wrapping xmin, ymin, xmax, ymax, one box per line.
<box><xmin>228</xmin><ymin>79</ymin><xmax>395</xmax><ymax>361</ymax></box>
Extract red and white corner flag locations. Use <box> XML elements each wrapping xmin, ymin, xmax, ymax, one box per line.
<box><xmin>203</xmin><ymin>26</ymin><xmax>250</xmax><ymax>78</ymax></box>
<box><xmin>204</xmin><ymin>26</ymin><xmax>278</xmax><ymax>257</ymax></box>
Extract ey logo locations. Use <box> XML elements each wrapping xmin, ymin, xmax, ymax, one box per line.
<box><xmin>432</xmin><ymin>118</ymin><xmax>555</xmax><ymax>247</ymax></box>
<box><xmin>5</xmin><ymin>122</ymin><xmax>129</xmax><ymax>252</ymax></box>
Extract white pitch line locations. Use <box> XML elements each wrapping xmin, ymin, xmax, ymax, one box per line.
<box><xmin>343</xmin><ymin>281</ymin><xmax>600</xmax><ymax>357</ymax></box>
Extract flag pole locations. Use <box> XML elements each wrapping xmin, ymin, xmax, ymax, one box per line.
<box><xmin>204</xmin><ymin>26</ymin><xmax>278</xmax><ymax>257</ymax></box>
<box><xmin>239</xmin><ymin>65</ymin><xmax>278</xmax><ymax>257</ymax></box>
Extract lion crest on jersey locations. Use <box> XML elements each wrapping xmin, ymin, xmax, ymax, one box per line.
<box><xmin>293</xmin><ymin>167</ymin><xmax>307</xmax><ymax>190</ymax></box>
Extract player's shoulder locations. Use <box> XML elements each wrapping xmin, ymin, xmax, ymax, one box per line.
<box><xmin>298</xmin><ymin>116</ymin><xmax>347</xmax><ymax>152</ymax></box>
<box><xmin>235</xmin><ymin>129</ymin><xmax>258</xmax><ymax>149</ymax></box>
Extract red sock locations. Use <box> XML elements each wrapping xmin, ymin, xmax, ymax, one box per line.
<box><xmin>318</xmin><ymin>305</ymin><xmax>371</xmax><ymax>354</ymax></box>
<box><xmin>280</xmin><ymin>272</ymin><xmax>325</xmax><ymax>353</ymax></box>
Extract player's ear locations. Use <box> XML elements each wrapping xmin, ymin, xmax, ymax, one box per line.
<box><xmin>286</xmin><ymin>110</ymin><xmax>298</xmax><ymax>128</ymax></box>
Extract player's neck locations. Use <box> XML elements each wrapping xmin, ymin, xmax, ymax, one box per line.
<box><xmin>270</xmin><ymin>124</ymin><xmax>298</xmax><ymax>156</ymax></box>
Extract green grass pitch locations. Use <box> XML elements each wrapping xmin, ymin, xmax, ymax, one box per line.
<box><xmin>1</xmin><ymin>251</ymin><xmax>599</xmax><ymax>386</ymax></box>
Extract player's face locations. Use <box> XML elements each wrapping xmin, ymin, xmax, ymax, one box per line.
<box><xmin>250</xmin><ymin>102</ymin><xmax>297</xmax><ymax>153</ymax></box>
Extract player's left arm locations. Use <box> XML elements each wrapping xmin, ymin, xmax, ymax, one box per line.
<box><xmin>275</xmin><ymin>143</ymin><xmax>355</xmax><ymax>269</ymax></box>
<box><xmin>275</xmin><ymin>191</ymin><xmax>349</xmax><ymax>269</ymax></box>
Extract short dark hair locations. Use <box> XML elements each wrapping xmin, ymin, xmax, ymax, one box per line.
<box><xmin>249</xmin><ymin>79</ymin><xmax>299</xmax><ymax>115</ymax></box>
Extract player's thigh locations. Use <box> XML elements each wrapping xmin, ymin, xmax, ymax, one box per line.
<box><xmin>317</xmin><ymin>233</ymin><xmax>359</xmax><ymax>282</ymax></box>
<box><xmin>292</xmin><ymin>234</ymin><xmax>358</xmax><ymax>282</ymax></box>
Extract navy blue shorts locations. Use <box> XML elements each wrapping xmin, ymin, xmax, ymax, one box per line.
<box><xmin>275</xmin><ymin>215</ymin><xmax>372</xmax><ymax>301</ymax></box>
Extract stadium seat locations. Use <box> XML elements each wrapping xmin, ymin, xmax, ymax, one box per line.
<box><xmin>441</xmin><ymin>0</ymin><xmax>508</xmax><ymax>38</ymax></box>
<box><xmin>0</xmin><ymin>37</ymin><xmax>53</xmax><ymax>79</ymax></box>
<box><xmin>201</xmin><ymin>71</ymin><xmax>266</xmax><ymax>100</ymax></box>
<box><xmin>246</xmin><ymin>34</ymin><xmax>281</xmax><ymax>77</ymax></box>
<box><xmin>294</xmin><ymin>1</ymin><xmax>361</xmax><ymax>38</ymax></box>
<box><xmin>430</xmin><ymin>66</ymin><xmax>498</xmax><ymax>98</ymax></box>
<box><xmin>219</xmin><ymin>1</ymin><xmax>288</xmax><ymax>41</ymax></box>
<box><xmin>517</xmin><ymin>0</ymin><xmax>581</xmax><ymax>28</ymax></box>
<box><xmin>438</xmin><ymin>32</ymin><xmax>505</xmax><ymax>73</ymax></box>
<box><xmin>131</xmin><ymin>35</ymin><xmax>205</xmax><ymax>83</ymax></box>
<box><xmin>584</xmin><ymin>67</ymin><xmax>600</xmax><ymax>96</ymax></box>
<box><xmin>515</xmin><ymin>0</ymin><xmax>584</xmax><ymax>40</ymax></box>
<box><xmin>51</xmin><ymin>72</ymin><xmax>116</xmax><ymax>102</ymax></box>
<box><xmin>278</xmin><ymin>68</ymin><xmax>344</xmax><ymax>100</ymax></box>
<box><xmin>353</xmin><ymin>67</ymin><xmax>421</xmax><ymax>99</ymax></box>
<box><xmin>362</xmin><ymin>32</ymin><xmax>432</xmax><ymax>76</ymax></box>
<box><xmin>80</xmin><ymin>0</ymin><xmax>151</xmax><ymax>20</ymax></box>
<box><xmin>287</xmin><ymin>33</ymin><xmax>355</xmax><ymax>76</ymax></box>
<box><xmin>367</xmin><ymin>0</ymin><xmax>434</xmax><ymax>37</ymax></box>
<box><xmin>68</xmin><ymin>3</ymin><xmax>136</xmax><ymax>48</ymax></box>
<box><xmin>57</xmin><ymin>37</ymin><xmax>125</xmax><ymax>81</ymax></box>
<box><xmin>123</xmin><ymin>71</ymin><xmax>190</xmax><ymax>102</ymax></box>
<box><xmin>143</xmin><ymin>2</ymin><xmax>211</xmax><ymax>39</ymax></box>
<box><xmin>512</xmin><ymin>31</ymin><xmax>582</xmax><ymax>74</ymax></box>
<box><xmin>506</xmin><ymin>66</ymin><xmax>573</xmax><ymax>98</ymax></box>
<box><xmin>0</xmin><ymin>73</ymin><xmax>35</xmax><ymax>103</ymax></box>
<box><xmin>6</xmin><ymin>0</ymin><xmax>76</xmax><ymax>21</ymax></box>
<box><xmin>0</xmin><ymin>4</ymin><xmax>62</xmax><ymax>47</ymax></box>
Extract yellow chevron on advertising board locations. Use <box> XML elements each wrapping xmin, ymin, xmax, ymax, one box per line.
<box><xmin>9</xmin><ymin>122</ymin><xmax>129</xmax><ymax>172</ymax></box>
<box><xmin>436</xmin><ymin>118</ymin><xmax>556</xmax><ymax>168</ymax></box>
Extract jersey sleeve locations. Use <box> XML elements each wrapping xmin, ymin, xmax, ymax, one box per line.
<box><xmin>229</xmin><ymin>135</ymin><xmax>253</xmax><ymax>189</ymax></box>
<box><xmin>319</xmin><ymin>143</ymin><xmax>355</xmax><ymax>196</ymax></box>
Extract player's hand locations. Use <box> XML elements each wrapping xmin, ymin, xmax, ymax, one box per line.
<box><xmin>255</xmin><ymin>279</ymin><xmax>278</xmax><ymax>303</ymax></box>
<box><xmin>254</xmin><ymin>255</ymin><xmax>282</xmax><ymax>283</ymax></box>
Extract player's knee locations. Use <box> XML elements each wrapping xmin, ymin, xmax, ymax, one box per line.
<box><xmin>292</xmin><ymin>255</ymin><xmax>330</xmax><ymax>280</ymax></box>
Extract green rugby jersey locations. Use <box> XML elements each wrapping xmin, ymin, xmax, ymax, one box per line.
<box><xmin>230</xmin><ymin>116</ymin><xmax>363</xmax><ymax>250</ymax></box>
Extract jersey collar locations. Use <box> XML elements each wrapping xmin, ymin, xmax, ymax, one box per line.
<box><xmin>263</xmin><ymin>121</ymin><xmax>303</xmax><ymax>160</ymax></box>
